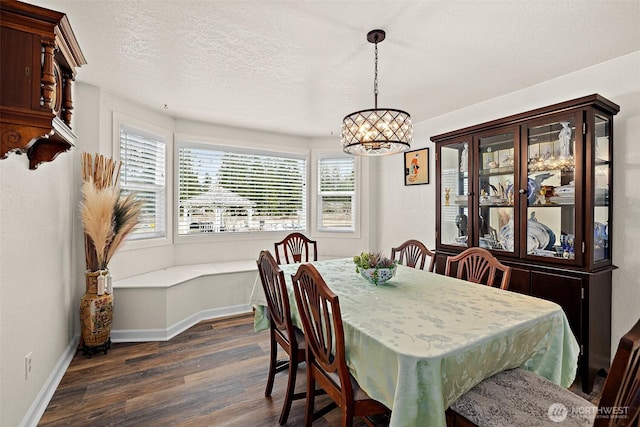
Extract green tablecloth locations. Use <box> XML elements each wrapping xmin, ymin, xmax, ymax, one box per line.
<box><xmin>249</xmin><ymin>258</ymin><xmax>579</xmax><ymax>427</ymax></box>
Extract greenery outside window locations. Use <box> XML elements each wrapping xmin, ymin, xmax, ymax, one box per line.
<box><xmin>317</xmin><ymin>156</ymin><xmax>355</xmax><ymax>232</ymax></box>
<box><xmin>119</xmin><ymin>124</ymin><xmax>167</xmax><ymax>240</ymax></box>
<box><xmin>178</xmin><ymin>144</ymin><xmax>306</xmax><ymax>235</ymax></box>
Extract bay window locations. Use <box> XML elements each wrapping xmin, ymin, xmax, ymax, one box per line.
<box><xmin>119</xmin><ymin>123</ymin><xmax>167</xmax><ymax>240</ymax></box>
<box><xmin>178</xmin><ymin>144</ymin><xmax>306</xmax><ymax>235</ymax></box>
<box><xmin>317</xmin><ymin>156</ymin><xmax>355</xmax><ymax>232</ymax></box>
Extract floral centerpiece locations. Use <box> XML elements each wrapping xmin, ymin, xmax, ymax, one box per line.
<box><xmin>353</xmin><ymin>252</ymin><xmax>398</xmax><ymax>285</ymax></box>
<box><xmin>79</xmin><ymin>152</ymin><xmax>143</xmax><ymax>356</ymax></box>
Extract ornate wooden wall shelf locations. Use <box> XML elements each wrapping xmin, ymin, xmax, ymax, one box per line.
<box><xmin>0</xmin><ymin>0</ymin><xmax>86</xmax><ymax>169</ymax></box>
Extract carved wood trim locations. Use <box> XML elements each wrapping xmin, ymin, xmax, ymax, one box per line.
<box><xmin>0</xmin><ymin>1</ymin><xmax>85</xmax><ymax>169</ymax></box>
<box><xmin>62</xmin><ymin>73</ymin><xmax>73</xmax><ymax>126</ymax></box>
<box><xmin>41</xmin><ymin>39</ymin><xmax>56</xmax><ymax>110</ymax></box>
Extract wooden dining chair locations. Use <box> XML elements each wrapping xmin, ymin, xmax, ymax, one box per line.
<box><xmin>447</xmin><ymin>317</ymin><xmax>640</xmax><ymax>427</ymax></box>
<box><xmin>292</xmin><ymin>263</ymin><xmax>391</xmax><ymax>427</ymax></box>
<box><xmin>596</xmin><ymin>317</ymin><xmax>640</xmax><ymax>427</ymax></box>
<box><xmin>444</xmin><ymin>247</ymin><xmax>511</xmax><ymax>290</ymax></box>
<box><xmin>256</xmin><ymin>250</ymin><xmax>306</xmax><ymax>425</ymax></box>
<box><xmin>391</xmin><ymin>239</ymin><xmax>436</xmax><ymax>272</ymax></box>
<box><xmin>274</xmin><ymin>232</ymin><xmax>318</xmax><ymax>264</ymax></box>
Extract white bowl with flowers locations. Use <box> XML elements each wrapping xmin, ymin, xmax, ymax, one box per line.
<box><xmin>353</xmin><ymin>252</ymin><xmax>398</xmax><ymax>286</ymax></box>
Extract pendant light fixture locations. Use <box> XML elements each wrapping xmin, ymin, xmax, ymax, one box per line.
<box><xmin>341</xmin><ymin>29</ymin><xmax>413</xmax><ymax>156</ymax></box>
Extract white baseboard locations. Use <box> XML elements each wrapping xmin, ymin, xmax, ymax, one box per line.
<box><xmin>19</xmin><ymin>305</ymin><xmax>252</xmax><ymax>426</ymax></box>
<box><xmin>20</xmin><ymin>334</ymin><xmax>80</xmax><ymax>427</ymax></box>
<box><xmin>111</xmin><ymin>304</ymin><xmax>252</xmax><ymax>342</ymax></box>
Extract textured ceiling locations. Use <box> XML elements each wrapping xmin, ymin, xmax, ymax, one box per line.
<box><xmin>29</xmin><ymin>0</ymin><xmax>640</xmax><ymax>137</ymax></box>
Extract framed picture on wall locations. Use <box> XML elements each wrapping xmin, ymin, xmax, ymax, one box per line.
<box><xmin>404</xmin><ymin>148</ymin><xmax>429</xmax><ymax>185</ymax></box>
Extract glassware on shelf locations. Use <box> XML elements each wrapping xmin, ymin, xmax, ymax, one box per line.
<box><xmin>593</xmin><ymin>114</ymin><xmax>611</xmax><ymax>264</ymax></box>
<box><xmin>594</xmin><ymin>222</ymin><xmax>609</xmax><ymax>260</ymax></box>
<box><xmin>559</xmin><ymin>234</ymin><xmax>575</xmax><ymax>259</ymax></box>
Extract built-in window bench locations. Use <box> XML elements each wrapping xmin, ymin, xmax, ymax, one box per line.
<box><xmin>111</xmin><ymin>260</ymin><xmax>257</xmax><ymax>342</ymax></box>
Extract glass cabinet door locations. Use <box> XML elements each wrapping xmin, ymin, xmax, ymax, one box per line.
<box><xmin>477</xmin><ymin>130</ymin><xmax>516</xmax><ymax>253</ymax></box>
<box><xmin>525</xmin><ymin>117</ymin><xmax>578</xmax><ymax>261</ymax></box>
<box><xmin>440</xmin><ymin>140</ymin><xmax>470</xmax><ymax>247</ymax></box>
<box><xmin>593</xmin><ymin>114</ymin><xmax>611</xmax><ymax>264</ymax></box>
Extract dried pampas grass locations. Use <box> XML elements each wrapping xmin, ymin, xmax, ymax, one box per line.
<box><xmin>81</xmin><ymin>153</ymin><xmax>142</xmax><ymax>271</ymax></box>
<box><xmin>106</xmin><ymin>191</ymin><xmax>143</xmax><ymax>263</ymax></box>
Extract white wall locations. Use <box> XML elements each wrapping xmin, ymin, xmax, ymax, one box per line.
<box><xmin>0</xmin><ymin>141</ymin><xmax>78</xmax><ymax>427</ymax></box>
<box><xmin>378</xmin><ymin>51</ymin><xmax>640</xmax><ymax>356</ymax></box>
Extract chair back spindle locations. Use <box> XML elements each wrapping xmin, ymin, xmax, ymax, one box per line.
<box><xmin>391</xmin><ymin>239</ymin><xmax>436</xmax><ymax>272</ymax></box>
<box><xmin>444</xmin><ymin>247</ymin><xmax>511</xmax><ymax>290</ymax></box>
<box><xmin>275</xmin><ymin>232</ymin><xmax>318</xmax><ymax>264</ymax></box>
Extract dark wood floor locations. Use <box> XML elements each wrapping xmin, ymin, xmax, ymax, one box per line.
<box><xmin>39</xmin><ymin>314</ymin><xmax>375</xmax><ymax>426</ymax></box>
<box><xmin>39</xmin><ymin>314</ymin><xmax>604</xmax><ymax>426</ymax></box>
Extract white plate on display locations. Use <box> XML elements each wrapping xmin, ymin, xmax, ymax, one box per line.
<box><xmin>499</xmin><ymin>220</ymin><xmax>515</xmax><ymax>251</ymax></box>
<box><xmin>528</xmin><ymin>221</ymin><xmax>549</xmax><ymax>251</ymax></box>
<box><xmin>499</xmin><ymin>218</ymin><xmax>556</xmax><ymax>253</ymax></box>
<box><xmin>532</xmin><ymin>249</ymin><xmax>557</xmax><ymax>257</ymax></box>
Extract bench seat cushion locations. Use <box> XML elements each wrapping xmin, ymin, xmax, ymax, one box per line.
<box><xmin>450</xmin><ymin>368</ymin><xmax>595</xmax><ymax>427</ymax></box>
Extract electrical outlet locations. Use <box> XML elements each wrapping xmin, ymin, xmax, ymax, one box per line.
<box><xmin>25</xmin><ymin>352</ymin><xmax>32</xmax><ymax>381</ymax></box>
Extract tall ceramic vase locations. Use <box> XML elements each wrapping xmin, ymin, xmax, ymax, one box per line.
<box><xmin>80</xmin><ymin>270</ymin><xmax>113</xmax><ymax>357</ymax></box>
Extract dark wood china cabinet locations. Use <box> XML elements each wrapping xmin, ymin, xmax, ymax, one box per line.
<box><xmin>1</xmin><ymin>0</ymin><xmax>86</xmax><ymax>169</ymax></box>
<box><xmin>431</xmin><ymin>94</ymin><xmax>619</xmax><ymax>393</ymax></box>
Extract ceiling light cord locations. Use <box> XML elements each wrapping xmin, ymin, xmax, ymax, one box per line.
<box><xmin>374</xmin><ymin>38</ymin><xmax>379</xmax><ymax>110</ymax></box>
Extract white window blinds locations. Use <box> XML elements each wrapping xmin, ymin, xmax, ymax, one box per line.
<box><xmin>119</xmin><ymin>124</ymin><xmax>167</xmax><ymax>240</ymax></box>
<box><xmin>178</xmin><ymin>146</ymin><xmax>306</xmax><ymax>235</ymax></box>
<box><xmin>318</xmin><ymin>157</ymin><xmax>355</xmax><ymax>231</ymax></box>
<box><xmin>441</xmin><ymin>168</ymin><xmax>466</xmax><ymax>222</ymax></box>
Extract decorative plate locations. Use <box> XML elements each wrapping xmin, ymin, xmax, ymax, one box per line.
<box><xmin>527</xmin><ymin>220</ymin><xmax>549</xmax><ymax>251</ymax></box>
<box><xmin>498</xmin><ymin>218</ymin><xmax>556</xmax><ymax>252</ymax></box>
<box><xmin>499</xmin><ymin>220</ymin><xmax>515</xmax><ymax>251</ymax></box>
<box><xmin>527</xmin><ymin>178</ymin><xmax>539</xmax><ymax>205</ymax></box>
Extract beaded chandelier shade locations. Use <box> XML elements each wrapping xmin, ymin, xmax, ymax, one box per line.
<box><xmin>342</xmin><ymin>29</ymin><xmax>413</xmax><ymax>156</ymax></box>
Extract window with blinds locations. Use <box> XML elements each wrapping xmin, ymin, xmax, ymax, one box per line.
<box><xmin>317</xmin><ymin>157</ymin><xmax>355</xmax><ymax>231</ymax></box>
<box><xmin>178</xmin><ymin>145</ymin><xmax>306</xmax><ymax>235</ymax></box>
<box><xmin>119</xmin><ymin>124</ymin><xmax>167</xmax><ymax>240</ymax></box>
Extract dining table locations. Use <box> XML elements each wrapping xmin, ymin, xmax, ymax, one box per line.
<box><xmin>249</xmin><ymin>258</ymin><xmax>580</xmax><ymax>427</ymax></box>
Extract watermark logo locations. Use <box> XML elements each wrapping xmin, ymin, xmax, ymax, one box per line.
<box><xmin>597</xmin><ymin>406</ymin><xmax>629</xmax><ymax>419</ymax></box>
<box><xmin>548</xmin><ymin>403</ymin><xmax>629</xmax><ymax>422</ymax></box>
<box><xmin>548</xmin><ymin>403</ymin><xmax>568</xmax><ymax>422</ymax></box>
